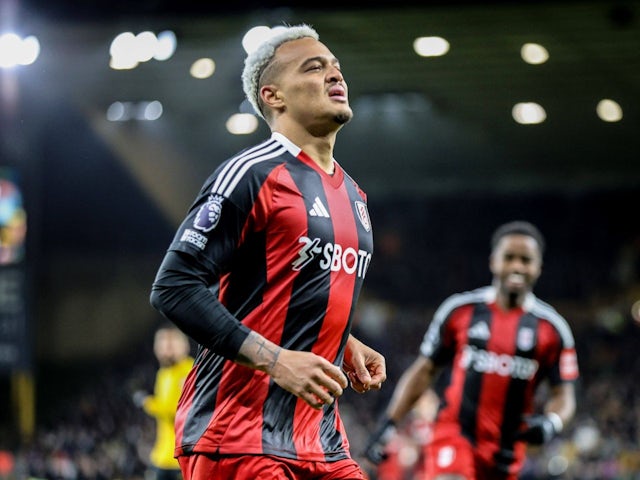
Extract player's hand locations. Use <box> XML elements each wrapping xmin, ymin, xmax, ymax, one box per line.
<box><xmin>269</xmin><ymin>349</ymin><xmax>349</xmax><ymax>410</ymax></box>
<box><xmin>363</xmin><ymin>416</ymin><xmax>396</xmax><ymax>464</ymax></box>
<box><xmin>343</xmin><ymin>335</ymin><xmax>386</xmax><ymax>393</ymax></box>
<box><xmin>132</xmin><ymin>390</ymin><xmax>148</xmax><ymax>408</ymax></box>
<box><xmin>237</xmin><ymin>332</ymin><xmax>348</xmax><ymax>410</ymax></box>
<box><xmin>516</xmin><ymin>413</ymin><xmax>563</xmax><ymax>445</ymax></box>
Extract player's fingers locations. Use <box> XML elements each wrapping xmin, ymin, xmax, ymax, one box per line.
<box><xmin>320</xmin><ymin>376</ymin><xmax>345</xmax><ymax>398</ymax></box>
<box><xmin>367</xmin><ymin>364</ymin><xmax>387</xmax><ymax>389</ymax></box>
<box><xmin>368</xmin><ymin>374</ymin><xmax>385</xmax><ymax>389</ymax></box>
<box><xmin>301</xmin><ymin>393</ymin><xmax>324</xmax><ymax>409</ymax></box>
<box><xmin>301</xmin><ymin>385</ymin><xmax>333</xmax><ymax>409</ymax></box>
<box><xmin>324</xmin><ymin>363</ymin><xmax>349</xmax><ymax>389</ymax></box>
<box><xmin>347</xmin><ymin>372</ymin><xmax>367</xmax><ymax>393</ymax></box>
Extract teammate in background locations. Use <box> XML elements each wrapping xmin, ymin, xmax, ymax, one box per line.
<box><xmin>150</xmin><ymin>24</ymin><xmax>386</xmax><ymax>480</ymax></box>
<box><xmin>373</xmin><ymin>389</ymin><xmax>438</xmax><ymax>480</ymax></box>
<box><xmin>134</xmin><ymin>324</ymin><xmax>194</xmax><ymax>480</ymax></box>
<box><xmin>364</xmin><ymin>221</ymin><xmax>579</xmax><ymax>480</ymax></box>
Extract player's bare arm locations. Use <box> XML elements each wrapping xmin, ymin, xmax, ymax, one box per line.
<box><xmin>544</xmin><ymin>382</ymin><xmax>576</xmax><ymax>429</ymax></box>
<box><xmin>387</xmin><ymin>355</ymin><xmax>436</xmax><ymax>422</ymax></box>
<box><xmin>517</xmin><ymin>382</ymin><xmax>576</xmax><ymax>445</ymax></box>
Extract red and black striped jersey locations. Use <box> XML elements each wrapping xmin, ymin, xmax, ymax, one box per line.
<box><xmin>419</xmin><ymin>286</ymin><xmax>579</xmax><ymax>472</ymax></box>
<box><xmin>168</xmin><ymin>133</ymin><xmax>373</xmax><ymax>461</ymax></box>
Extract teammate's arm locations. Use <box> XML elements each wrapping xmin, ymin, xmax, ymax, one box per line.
<box><xmin>387</xmin><ymin>355</ymin><xmax>437</xmax><ymax>423</ymax></box>
<box><xmin>544</xmin><ymin>381</ymin><xmax>576</xmax><ymax>428</ymax></box>
<box><xmin>363</xmin><ymin>355</ymin><xmax>437</xmax><ymax>464</ymax></box>
<box><xmin>518</xmin><ymin>382</ymin><xmax>576</xmax><ymax>445</ymax></box>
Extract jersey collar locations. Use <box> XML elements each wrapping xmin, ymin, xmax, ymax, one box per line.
<box><xmin>484</xmin><ymin>286</ymin><xmax>536</xmax><ymax>311</ymax></box>
<box><xmin>271</xmin><ymin>132</ymin><xmax>343</xmax><ymax>188</ymax></box>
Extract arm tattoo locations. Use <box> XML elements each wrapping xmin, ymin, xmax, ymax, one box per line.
<box><xmin>236</xmin><ymin>332</ymin><xmax>281</xmax><ymax>372</ymax></box>
<box><xmin>255</xmin><ymin>338</ymin><xmax>281</xmax><ymax>371</ymax></box>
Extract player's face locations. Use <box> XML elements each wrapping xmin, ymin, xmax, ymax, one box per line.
<box><xmin>490</xmin><ymin>234</ymin><xmax>542</xmax><ymax>297</ymax></box>
<box><xmin>271</xmin><ymin>37</ymin><xmax>352</xmax><ymax>129</ymax></box>
<box><xmin>154</xmin><ymin>329</ymin><xmax>189</xmax><ymax>366</ymax></box>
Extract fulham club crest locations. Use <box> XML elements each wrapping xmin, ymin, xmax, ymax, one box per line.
<box><xmin>194</xmin><ymin>194</ymin><xmax>224</xmax><ymax>232</ymax></box>
<box><xmin>355</xmin><ymin>201</ymin><xmax>371</xmax><ymax>232</ymax></box>
<box><xmin>517</xmin><ymin>327</ymin><xmax>535</xmax><ymax>351</ymax></box>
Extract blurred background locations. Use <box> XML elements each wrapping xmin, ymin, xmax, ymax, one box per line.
<box><xmin>0</xmin><ymin>0</ymin><xmax>639</xmax><ymax>478</ymax></box>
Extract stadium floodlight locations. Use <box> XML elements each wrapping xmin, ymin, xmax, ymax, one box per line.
<box><xmin>0</xmin><ymin>33</ymin><xmax>40</xmax><ymax>68</ymax></box>
<box><xmin>226</xmin><ymin>113</ymin><xmax>258</xmax><ymax>135</ymax></box>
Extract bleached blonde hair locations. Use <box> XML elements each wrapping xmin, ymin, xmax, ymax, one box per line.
<box><xmin>241</xmin><ymin>23</ymin><xmax>319</xmax><ymax>120</ymax></box>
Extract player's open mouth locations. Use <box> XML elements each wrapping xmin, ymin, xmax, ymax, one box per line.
<box><xmin>329</xmin><ymin>85</ymin><xmax>347</xmax><ymax>101</ymax></box>
<box><xmin>506</xmin><ymin>273</ymin><xmax>526</xmax><ymax>287</ymax></box>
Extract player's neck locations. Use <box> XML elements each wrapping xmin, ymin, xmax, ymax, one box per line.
<box><xmin>274</xmin><ymin>124</ymin><xmax>337</xmax><ymax>173</ymax></box>
<box><xmin>495</xmin><ymin>291</ymin><xmax>525</xmax><ymax>310</ymax></box>
<box><xmin>301</xmin><ymin>142</ymin><xmax>335</xmax><ymax>173</ymax></box>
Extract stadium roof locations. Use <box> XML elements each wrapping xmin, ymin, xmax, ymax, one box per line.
<box><xmin>5</xmin><ymin>0</ymin><xmax>640</xmax><ymax>225</ymax></box>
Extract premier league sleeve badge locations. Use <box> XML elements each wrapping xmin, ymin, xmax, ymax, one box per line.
<box><xmin>194</xmin><ymin>194</ymin><xmax>225</xmax><ymax>233</ymax></box>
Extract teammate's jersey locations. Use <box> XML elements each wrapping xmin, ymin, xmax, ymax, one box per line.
<box><xmin>419</xmin><ymin>286</ymin><xmax>579</xmax><ymax>473</ymax></box>
<box><xmin>168</xmin><ymin>133</ymin><xmax>374</xmax><ymax>461</ymax></box>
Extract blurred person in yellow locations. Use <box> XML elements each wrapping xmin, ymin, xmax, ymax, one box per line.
<box><xmin>135</xmin><ymin>323</ymin><xmax>194</xmax><ymax>480</ymax></box>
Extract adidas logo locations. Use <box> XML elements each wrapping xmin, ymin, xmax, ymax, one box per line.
<box><xmin>468</xmin><ymin>322</ymin><xmax>490</xmax><ymax>341</ymax></box>
<box><xmin>309</xmin><ymin>197</ymin><xmax>330</xmax><ymax>218</ymax></box>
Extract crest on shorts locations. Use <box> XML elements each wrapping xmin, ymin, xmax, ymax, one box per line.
<box><xmin>194</xmin><ymin>194</ymin><xmax>224</xmax><ymax>232</ymax></box>
<box><xmin>355</xmin><ymin>201</ymin><xmax>371</xmax><ymax>232</ymax></box>
<box><xmin>437</xmin><ymin>446</ymin><xmax>456</xmax><ymax>468</ymax></box>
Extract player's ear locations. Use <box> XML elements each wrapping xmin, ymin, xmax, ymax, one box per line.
<box><xmin>488</xmin><ymin>253</ymin><xmax>497</xmax><ymax>275</ymax></box>
<box><xmin>260</xmin><ymin>85</ymin><xmax>284</xmax><ymax>110</ymax></box>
